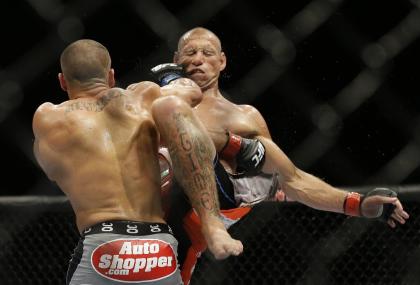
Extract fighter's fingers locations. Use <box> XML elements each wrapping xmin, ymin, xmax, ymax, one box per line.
<box><xmin>387</xmin><ymin>219</ymin><xmax>396</xmax><ymax>228</ymax></box>
<box><xmin>394</xmin><ymin>209</ymin><xmax>410</xmax><ymax>220</ymax></box>
<box><xmin>390</xmin><ymin>212</ymin><xmax>406</xmax><ymax>224</ymax></box>
<box><xmin>393</xmin><ymin>200</ymin><xmax>410</xmax><ymax>219</ymax></box>
<box><xmin>366</xmin><ymin>195</ymin><xmax>397</xmax><ymax>205</ymax></box>
<box><xmin>393</xmin><ymin>199</ymin><xmax>403</xmax><ymax>211</ymax></box>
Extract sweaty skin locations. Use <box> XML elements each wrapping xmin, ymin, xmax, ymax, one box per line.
<box><xmin>34</xmin><ymin>82</ymin><xmax>170</xmax><ymax>231</ymax></box>
<box><xmin>33</xmin><ymin>39</ymin><xmax>242</xmax><ymax>259</ymax></box>
<box><xmin>174</xmin><ymin>27</ymin><xmax>409</xmax><ymax>227</ymax></box>
<box><xmin>175</xmin><ymin>28</ymin><xmax>269</xmax><ymax>152</ymax></box>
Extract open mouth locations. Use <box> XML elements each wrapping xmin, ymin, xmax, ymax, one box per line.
<box><xmin>188</xmin><ymin>69</ymin><xmax>204</xmax><ymax>75</ymax></box>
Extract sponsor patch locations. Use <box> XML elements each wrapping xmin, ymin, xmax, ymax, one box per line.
<box><xmin>91</xmin><ymin>239</ymin><xmax>177</xmax><ymax>282</ymax></box>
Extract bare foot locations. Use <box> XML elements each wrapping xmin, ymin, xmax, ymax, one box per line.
<box><xmin>202</xmin><ymin>218</ymin><xmax>243</xmax><ymax>260</ymax></box>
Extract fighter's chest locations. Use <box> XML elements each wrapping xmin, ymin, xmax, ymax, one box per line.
<box><xmin>194</xmin><ymin>103</ymin><xmax>255</xmax><ymax>136</ymax></box>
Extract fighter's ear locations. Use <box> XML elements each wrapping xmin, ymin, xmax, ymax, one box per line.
<box><xmin>173</xmin><ymin>51</ymin><xmax>179</xmax><ymax>63</ymax></box>
<box><xmin>220</xmin><ymin>51</ymin><xmax>227</xmax><ymax>72</ymax></box>
<box><xmin>58</xmin><ymin>73</ymin><xmax>67</xmax><ymax>91</ymax></box>
<box><xmin>108</xmin><ymin>68</ymin><xmax>115</xmax><ymax>88</ymax></box>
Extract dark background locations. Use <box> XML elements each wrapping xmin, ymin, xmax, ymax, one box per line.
<box><xmin>0</xmin><ymin>0</ymin><xmax>419</xmax><ymax>196</ymax></box>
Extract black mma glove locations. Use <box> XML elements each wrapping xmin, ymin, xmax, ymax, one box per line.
<box><xmin>343</xmin><ymin>187</ymin><xmax>397</xmax><ymax>222</ymax></box>
<box><xmin>150</xmin><ymin>63</ymin><xmax>185</xmax><ymax>86</ymax></box>
<box><xmin>219</xmin><ymin>132</ymin><xmax>266</xmax><ymax>175</ymax></box>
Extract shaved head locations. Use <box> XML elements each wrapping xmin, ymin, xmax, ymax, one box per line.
<box><xmin>60</xmin><ymin>39</ymin><xmax>111</xmax><ymax>85</ymax></box>
<box><xmin>177</xmin><ymin>27</ymin><xmax>222</xmax><ymax>52</ymax></box>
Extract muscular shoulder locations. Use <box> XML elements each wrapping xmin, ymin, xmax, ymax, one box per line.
<box><xmin>34</xmin><ymin>102</ymin><xmax>56</xmax><ymax>115</ymax></box>
<box><xmin>237</xmin><ymin>104</ymin><xmax>271</xmax><ymax>138</ymax></box>
<box><xmin>33</xmin><ymin>102</ymin><xmax>60</xmax><ymax>136</ymax></box>
<box><xmin>127</xmin><ymin>80</ymin><xmax>158</xmax><ymax>90</ymax></box>
<box><xmin>127</xmin><ymin>81</ymin><xmax>161</xmax><ymax>104</ymax></box>
<box><xmin>237</xmin><ymin>104</ymin><xmax>263</xmax><ymax>120</ymax></box>
<box><xmin>127</xmin><ymin>81</ymin><xmax>160</xmax><ymax>95</ymax></box>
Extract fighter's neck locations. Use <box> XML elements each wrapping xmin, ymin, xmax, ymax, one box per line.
<box><xmin>202</xmin><ymin>86</ymin><xmax>224</xmax><ymax>98</ymax></box>
<box><xmin>68</xmin><ymin>84</ymin><xmax>110</xmax><ymax>100</ymax></box>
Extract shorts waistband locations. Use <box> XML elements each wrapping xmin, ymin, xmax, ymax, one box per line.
<box><xmin>82</xmin><ymin>221</ymin><xmax>173</xmax><ymax>236</ymax></box>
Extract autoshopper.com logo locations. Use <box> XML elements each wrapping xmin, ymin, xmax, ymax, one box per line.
<box><xmin>91</xmin><ymin>239</ymin><xmax>177</xmax><ymax>282</ymax></box>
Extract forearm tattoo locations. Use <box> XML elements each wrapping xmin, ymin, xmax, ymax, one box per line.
<box><xmin>168</xmin><ymin>113</ymin><xmax>219</xmax><ymax>216</ymax></box>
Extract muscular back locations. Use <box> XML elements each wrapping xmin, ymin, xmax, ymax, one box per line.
<box><xmin>33</xmin><ymin>83</ymin><xmax>164</xmax><ymax>231</ymax></box>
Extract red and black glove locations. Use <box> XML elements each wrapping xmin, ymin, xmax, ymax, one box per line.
<box><xmin>219</xmin><ymin>132</ymin><xmax>266</xmax><ymax>175</ymax></box>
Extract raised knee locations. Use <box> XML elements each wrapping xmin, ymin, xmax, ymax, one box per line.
<box><xmin>151</xmin><ymin>95</ymin><xmax>190</xmax><ymax>121</ymax></box>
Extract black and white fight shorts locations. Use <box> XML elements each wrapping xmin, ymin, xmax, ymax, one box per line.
<box><xmin>67</xmin><ymin>221</ymin><xmax>182</xmax><ymax>285</ymax></box>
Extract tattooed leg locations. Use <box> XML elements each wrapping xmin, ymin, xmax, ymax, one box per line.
<box><xmin>169</xmin><ymin>112</ymin><xmax>219</xmax><ymax>218</ymax></box>
<box><xmin>151</xmin><ymin>96</ymin><xmax>243</xmax><ymax>259</ymax></box>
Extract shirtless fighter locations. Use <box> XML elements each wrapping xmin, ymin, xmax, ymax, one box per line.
<box><xmin>152</xmin><ymin>27</ymin><xmax>409</xmax><ymax>284</ymax></box>
<box><xmin>32</xmin><ymin>39</ymin><xmax>242</xmax><ymax>285</ymax></box>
